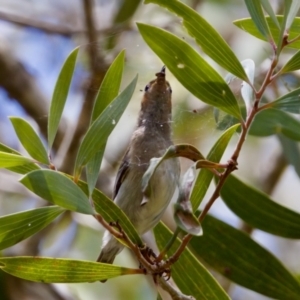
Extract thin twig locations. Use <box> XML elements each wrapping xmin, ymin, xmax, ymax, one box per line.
<box><xmin>93</xmin><ymin>214</ymin><xmax>123</xmax><ymax>239</ymax></box>
<box><xmin>93</xmin><ymin>213</ymin><xmax>156</xmax><ymax>272</ymax></box>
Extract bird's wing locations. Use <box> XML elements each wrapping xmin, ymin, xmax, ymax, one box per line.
<box><xmin>113</xmin><ymin>149</ymin><xmax>130</xmax><ymax>199</ymax></box>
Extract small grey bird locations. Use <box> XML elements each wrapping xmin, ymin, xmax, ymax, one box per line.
<box><xmin>97</xmin><ymin>67</ymin><xmax>180</xmax><ymax>266</ymax></box>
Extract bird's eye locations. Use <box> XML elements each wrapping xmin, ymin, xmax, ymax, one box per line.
<box><xmin>144</xmin><ymin>84</ymin><xmax>150</xmax><ymax>92</ymax></box>
<box><xmin>169</xmin><ymin>87</ymin><xmax>172</xmax><ymax>93</ymax></box>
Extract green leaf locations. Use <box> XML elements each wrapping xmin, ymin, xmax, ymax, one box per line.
<box><xmin>276</xmin><ymin>0</ymin><xmax>292</xmax><ymax>54</ymax></box>
<box><xmin>48</xmin><ymin>47</ymin><xmax>79</xmax><ymax>150</ymax></box>
<box><xmin>286</xmin><ymin>0</ymin><xmax>300</xmax><ymax>30</ymax></box>
<box><xmin>278</xmin><ymin>134</ymin><xmax>300</xmax><ymax>178</ymax></box>
<box><xmin>74</xmin><ymin>75</ymin><xmax>138</xmax><ymax>179</ymax></box>
<box><xmin>261</xmin><ymin>0</ymin><xmax>280</xmax><ymax>29</ymax></box>
<box><xmin>234</xmin><ymin>16</ymin><xmax>300</xmax><ymax>49</ymax></box>
<box><xmin>281</xmin><ymin>50</ymin><xmax>300</xmax><ymax>73</ymax></box>
<box><xmin>76</xmin><ymin>179</ymin><xmax>143</xmax><ymax>246</ymax></box>
<box><xmin>0</xmin><ymin>257</ymin><xmax>139</xmax><ymax>283</ymax></box>
<box><xmin>0</xmin><ymin>143</ymin><xmax>40</xmax><ymax>174</ymax></box>
<box><xmin>137</xmin><ymin>23</ymin><xmax>242</xmax><ymax>119</ymax></box>
<box><xmin>154</xmin><ymin>222</ymin><xmax>230</xmax><ymax>300</ymax></box>
<box><xmin>86</xmin><ymin>150</ymin><xmax>104</xmax><ymax>196</ymax></box>
<box><xmin>249</xmin><ymin>108</ymin><xmax>300</xmax><ymax>140</ymax></box>
<box><xmin>221</xmin><ymin>175</ymin><xmax>300</xmax><ymax>238</ymax></box>
<box><xmin>270</xmin><ymin>87</ymin><xmax>300</xmax><ymax>113</ymax></box>
<box><xmin>91</xmin><ymin>50</ymin><xmax>125</xmax><ymax>122</ymax></box>
<box><xmin>0</xmin><ymin>152</ymin><xmax>35</xmax><ymax>168</ymax></box>
<box><xmin>106</xmin><ymin>0</ymin><xmax>141</xmax><ymax>49</ymax></box>
<box><xmin>0</xmin><ymin>206</ymin><xmax>64</xmax><ymax>250</ymax></box>
<box><xmin>244</xmin><ymin>0</ymin><xmax>273</xmax><ymax>42</ymax></box>
<box><xmin>20</xmin><ymin>170</ymin><xmax>94</xmax><ymax>214</ymax></box>
<box><xmin>87</xmin><ymin>50</ymin><xmax>125</xmax><ymax>196</ymax></box>
<box><xmin>190</xmin><ymin>124</ymin><xmax>240</xmax><ymax>210</ymax></box>
<box><xmin>145</xmin><ymin>0</ymin><xmax>248</xmax><ymax>82</ymax></box>
<box><xmin>189</xmin><ymin>214</ymin><xmax>300</xmax><ymax>300</ymax></box>
<box><xmin>10</xmin><ymin>117</ymin><xmax>49</xmax><ymax>164</ymax></box>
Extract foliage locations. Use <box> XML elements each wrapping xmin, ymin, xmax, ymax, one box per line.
<box><xmin>1</xmin><ymin>0</ymin><xmax>300</xmax><ymax>299</ymax></box>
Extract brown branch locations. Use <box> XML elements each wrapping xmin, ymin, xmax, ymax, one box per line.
<box><xmin>82</xmin><ymin>0</ymin><xmax>100</xmax><ymax>72</ymax></box>
<box><xmin>60</xmin><ymin>0</ymin><xmax>108</xmax><ymax>174</ymax></box>
<box><xmin>0</xmin><ymin>10</ymin><xmax>78</xmax><ymax>36</ymax></box>
<box><xmin>0</xmin><ymin>10</ymin><xmax>130</xmax><ymax>37</ymax></box>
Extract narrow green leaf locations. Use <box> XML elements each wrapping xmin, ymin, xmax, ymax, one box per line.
<box><xmin>270</xmin><ymin>87</ymin><xmax>300</xmax><ymax>113</ymax></box>
<box><xmin>234</xmin><ymin>16</ymin><xmax>300</xmax><ymax>49</ymax></box>
<box><xmin>261</xmin><ymin>0</ymin><xmax>280</xmax><ymax>29</ymax></box>
<box><xmin>276</xmin><ymin>0</ymin><xmax>292</xmax><ymax>54</ymax></box>
<box><xmin>74</xmin><ymin>75</ymin><xmax>138</xmax><ymax>178</ymax></box>
<box><xmin>189</xmin><ymin>214</ymin><xmax>300</xmax><ymax>300</ymax></box>
<box><xmin>48</xmin><ymin>47</ymin><xmax>79</xmax><ymax>150</ymax></box>
<box><xmin>76</xmin><ymin>179</ymin><xmax>143</xmax><ymax>246</ymax></box>
<box><xmin>145</xmin><ymin>0</ymin><xmax>248</xmax><ymax>82</ymax></box>
<box><xmin>154</xmin><ymin>222</ymin><xmax>230</xmax><ymax>300</ymax></box>
<box><xmin>249</xmin><ymin>108</ymin><xmax>300</xmax><ymax>140</ymax></box>
<box><xmin>190</xmin><ymin>124</ymin><xmax>240</xmax><ymax>210</ymax></box>
<box><xmin>106</xmin><ymin>0</ymin><xmax>141</xmax><ymax>49</ymax></box>
<box><xmin>20</xmin><ymin>170</ymin><xmax>94</xmax><ymax>215</ymax></box>
<box><xmin>286</xmin><ymin>0</ymin><xmax>300</xmax><ymax>30</ymax></box>
<box><xmin>221</xmin><ymin>175</ymin><xmax>300</xmax><ymax>238</ymax></box>
<box><xmin>0</xmin><ymin>152</ymin><xmax>35</xmax><ymax>168</ymax></box>
<box><xmin>278</xmin><ymin>134</ymin><xmax>300</xmax><ymax>178</ymax></box>
<box><xmin>137</xmin><ymin>23</ymin><xmax>242</xmax><ymax>119</ymax></box>
<box><xmin>10</xmin><ymin>117</ymin><xmax>49</xmax><ymax>164</ymax></box>
<box><xmin>281</xmin><ymin>50</ymin><xmax>300</xmax><ymax>73</ymax></box>
<box><xmin>244</xmin><ymin>0</ymin><xmax>273</xmax><ymax>42</ymax></box>
<box><xmin>87</xmin><ymin>50</ymin><xmax>125</xmax><ymax>195</ymax></box>
<box><xmin>113</xmin><ymin>0</ymin><xmax>141</xmax><ymax>24</ymax></box>
<box><xmin>0</xmin><ymin>143</ymin><xmax>40</xmax><ymax>174</ymax></box>
<box><xmin>0</xmin><ymin>206</ymin><xmax>64</xmax><ymax>250</ymax></box>
<box><xmin>86</xmin><ymin>149</ymin><xmax>104</xmax><ymax>196</ymax></box>
<box><xmin>91</xmin><ymin>50</ymin><xmax>125</xmax><ymax>122</ymax></box>
<box><xmin>0</xmin><ymin>257</ymin><xmax>138</xmax><ymax>283</ymax></box>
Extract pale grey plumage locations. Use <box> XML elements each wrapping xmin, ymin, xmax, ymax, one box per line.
<box><xmin>97</xmin><ymin>67</ymin><xmax>180</xmax><ymax>267</ymax></box>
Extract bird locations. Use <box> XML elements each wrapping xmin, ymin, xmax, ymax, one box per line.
<box><xmin>97</xmin><ymin>66</ymin><xmax>180</xmax><ymax>269</ymax></box>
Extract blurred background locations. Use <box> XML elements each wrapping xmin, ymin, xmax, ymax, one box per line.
<box><xmin>0</xmin><ymin>0</ymin><xmax>299</xmax><ymax>299</ymax></box>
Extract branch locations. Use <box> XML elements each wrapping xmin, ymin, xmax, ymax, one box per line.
<box><xmin>0</xmin><ymin>9</ymin><xmax>131</xmax><ymax>37</ymax></box>
<box><xmin>60</xmin><ymin>0</ymin><xmax>108</xmax><ymax>173</ymax></box>
<box><xmin>0</xmin><ymin>10</ymin><xmax>78</xmax><ymax>36</ymax></box>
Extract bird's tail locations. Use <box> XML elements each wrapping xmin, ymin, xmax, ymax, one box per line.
<box><xmin>97</xmin><ymin>232</ymin><xmax>124</xmax><ymax>282</ymax></box>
